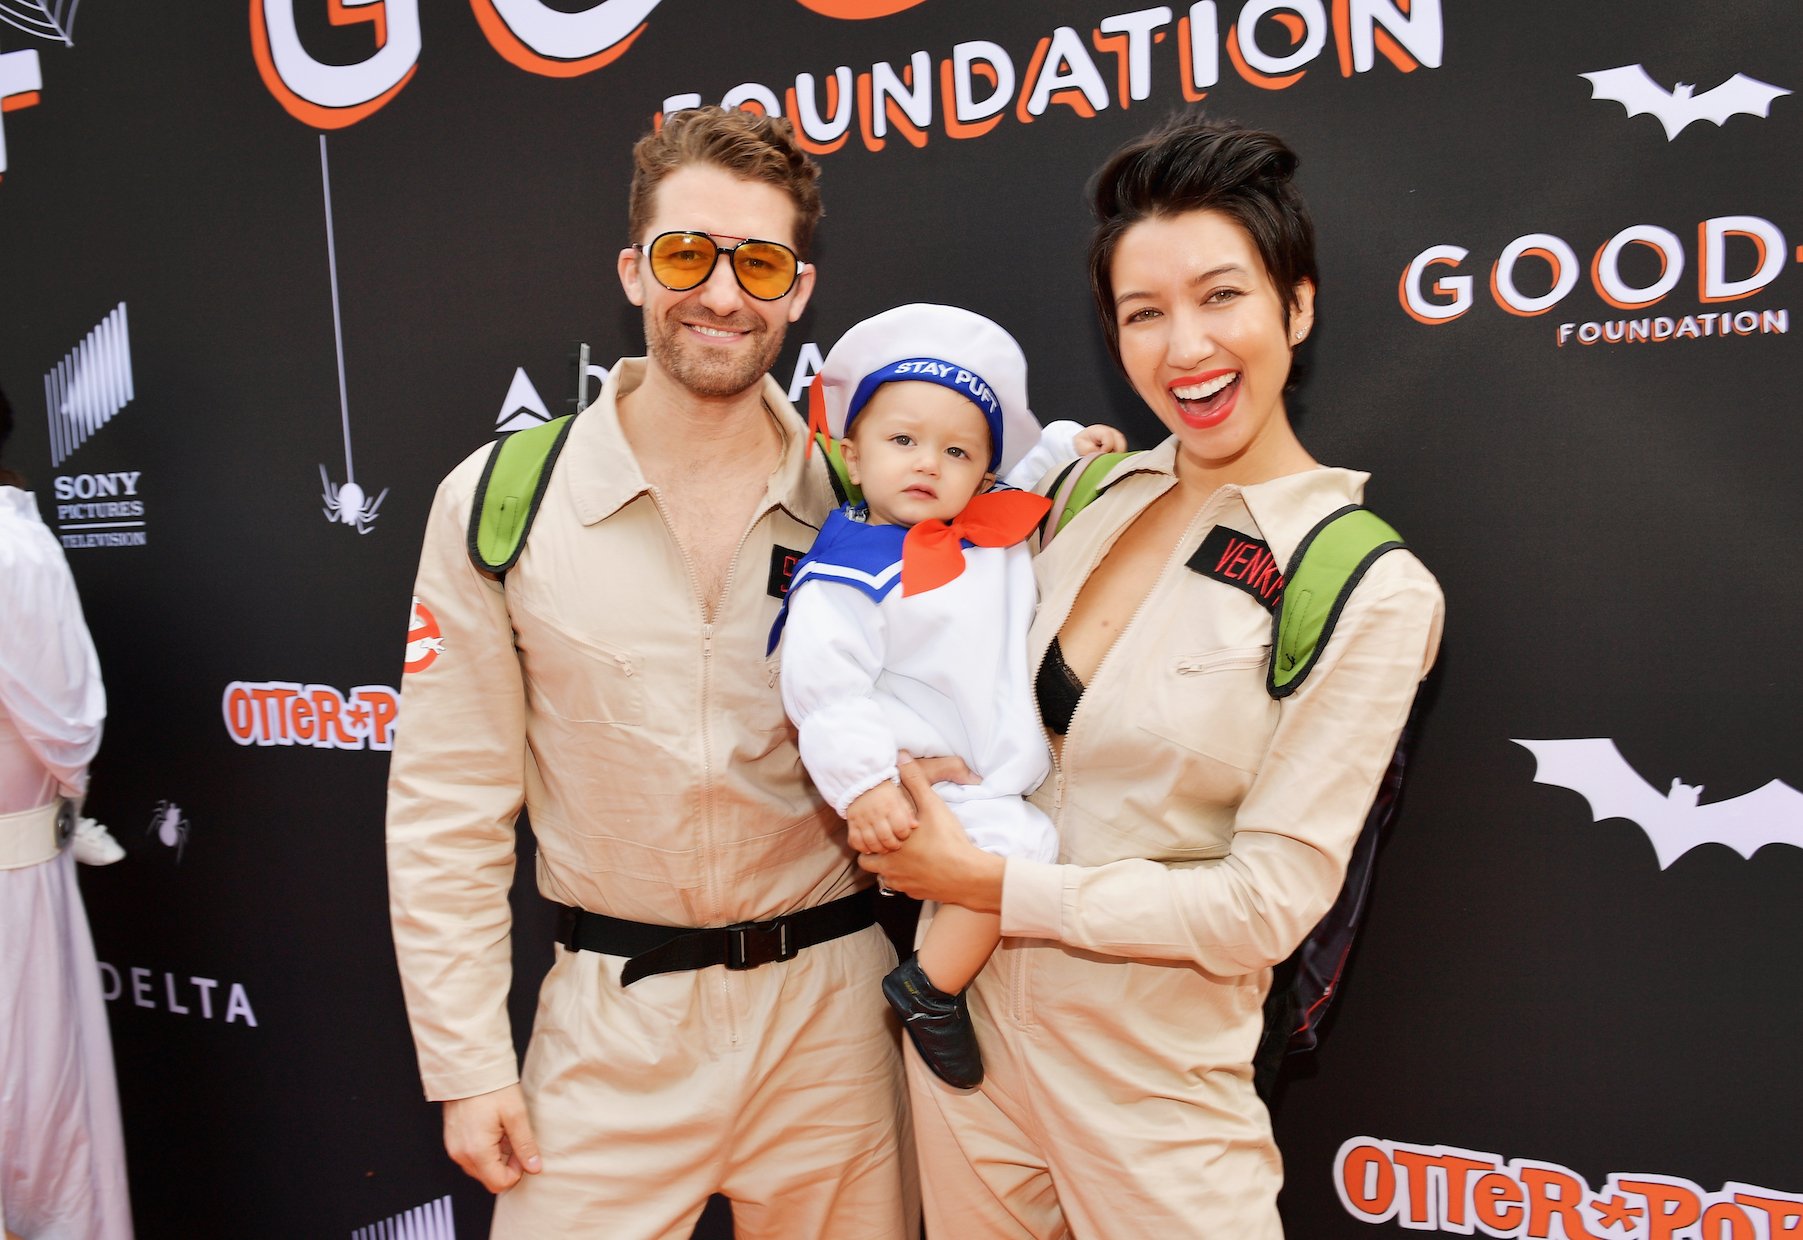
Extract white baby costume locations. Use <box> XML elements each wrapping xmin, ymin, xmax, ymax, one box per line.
<box><xmin>774</xmin><ymin>304</ymin><xmax>1062</xmax><ymax>865</ymax></box>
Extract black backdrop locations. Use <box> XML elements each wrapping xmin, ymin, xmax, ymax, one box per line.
<box><xmin>2</xmin><ymin>1</ymin><xmax>1799</xmax><ymax>1235</ymax></box>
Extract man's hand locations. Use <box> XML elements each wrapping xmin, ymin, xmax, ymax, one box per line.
<box><xmin>1073</xmin><ymin>424</ymin><xmax>1128</xmax><ymax>456</ymax></box>
<box><xmin>847</xmin><ymin>781</ymin><xmax>916</xmax><ymax>853</ymax></box>
<box><xmin>444</xmin><ymin>1083</ymin><xmax>542</xmax><ymax>1193</ymax></box>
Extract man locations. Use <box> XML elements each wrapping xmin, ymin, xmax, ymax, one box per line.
<box><xmin>386</xmin><ymin>107</ymin><xmax>916</xmax><ymax>1237</ymax></box>
<box><xmin>0</xmin><ymin>381</ymin><xmax>134</xmax><ymax>1240</ymax></box>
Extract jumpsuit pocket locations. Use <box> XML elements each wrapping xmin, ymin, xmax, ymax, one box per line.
<box><xmin>513</xmin><ymin>603</ymin><xmax>646</xmax><ymax>725</ymax></box>
<box><xmin>1135</xmin><ymin>645</ymin><xmax>1277</xmax><ymax>774</ymax></box>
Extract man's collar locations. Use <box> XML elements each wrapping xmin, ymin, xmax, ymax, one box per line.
<box><xmin>562</xmin><ymin>357</ymin><xmax>833</xmax><ymax>528</ymax></box>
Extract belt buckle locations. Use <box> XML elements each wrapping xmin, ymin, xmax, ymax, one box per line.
<box><xmin>724</xmin><ymin>917</ymin><xmax>796</xmax><ymax>971</ymax></box>
<box><xmin>55</xmin><ymin>801</ymin><xmax>75</xmax><ymax>849</ymax></box>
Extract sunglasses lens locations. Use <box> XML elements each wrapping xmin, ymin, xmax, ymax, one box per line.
<box><xmin>732</xmin><ymin>241</ymin><xmax>799</xmax><ymax>300</ymax></box>
<box><xmin>648</xmin><ymin>233</ymin><xmax>718</xmax><ymax>291</ymax></box>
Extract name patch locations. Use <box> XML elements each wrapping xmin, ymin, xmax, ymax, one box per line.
<box><xmin>1187</xmin><ymin>527</ymin><xmax>1285</xmax><ymax>612</ymax></box>
<box><xmin>768</xmin><ymin>545</ymin><xmax>806</xmax><ymax>599</ymax></box>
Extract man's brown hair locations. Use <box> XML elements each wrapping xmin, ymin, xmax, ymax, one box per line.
<box><xmin>628</xmin><ymin>106</ymin><xmax>825</xmax><ymax>259</ymax></box>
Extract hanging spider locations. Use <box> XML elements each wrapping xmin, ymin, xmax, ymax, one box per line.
<box><xmin>146</xmin><ymin>800</ymin><xmax>190</xmax><ymax>862</ymax></box>
<box><xmin>320</xmin><ymin>464</ymin><xmax>389</xmax><ymax>535</ymax></box>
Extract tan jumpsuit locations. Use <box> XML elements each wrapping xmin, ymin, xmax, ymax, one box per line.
<box><xmin>387</xmin><ymin>360</ymin><xmax>915</xmax><ymax>1239</ymax></box>
<box><xmin>908</xmin><ymin>442</ymin><xmax>1444</xmax><ymax>1238</ymax></box>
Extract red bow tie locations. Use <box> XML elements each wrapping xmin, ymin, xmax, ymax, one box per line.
<box><xmin>901</xmin><ymin>490</ymin><xmax>1053</xmax><ymax>596</ymax></box>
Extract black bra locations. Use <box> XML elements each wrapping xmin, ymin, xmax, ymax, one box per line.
<box><xmin>1035</xmin><ymin>636</ymin><xmax>1087</xmax><ymax>736</ymax></box>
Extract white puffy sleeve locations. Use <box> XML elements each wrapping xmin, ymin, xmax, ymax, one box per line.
<box><xmin>1002</xmin><ymin>420</ymin><xmax>1084</xmax><ymax>491</ymax></box>
<box><xmin>779</xmin><ymin>583</ymin><xmax>899</xmax><ymax>816</ymax></box>
<box><xmin>0</xmin><ymin>518</ymin><xmax>105</xmax><ymax>799</ymax></box>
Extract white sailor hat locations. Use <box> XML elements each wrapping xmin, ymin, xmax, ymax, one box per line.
<box><xmin>813</xmin><ymin>303</ymin><xmax>1041</xmax><ymax>476</ymax></box>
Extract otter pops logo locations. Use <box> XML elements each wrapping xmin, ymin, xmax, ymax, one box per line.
<box><xmin>222</xmin><ymin>681</ymin><xmax>398</xmax><ymax>750</ymax></box>
<box><xmin>1336</xmin><ymin>1137</ymin><xmax>1803</xmax><ymax>1238</ymax></box>
<box><xmin>1399</xmin><ymin>215</ymin><xmax>1792</xmax><ymax>348</ymax></box>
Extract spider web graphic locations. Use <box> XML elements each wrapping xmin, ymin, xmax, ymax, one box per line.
<box><xmin>0</xmin><ymin>0</ymin><xmax>81</xmax><ymax>45</ymax></box>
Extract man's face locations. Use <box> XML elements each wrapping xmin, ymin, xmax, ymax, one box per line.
<box><xmin>617</xmin><ymin>163</ymin><xmax>817</xmax><ymax>400</ymax></box>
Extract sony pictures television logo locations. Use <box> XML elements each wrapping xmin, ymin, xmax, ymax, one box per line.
<box><xmin>41</xmin><ymin>302</ymin><xmax>153</xmax><ymax>549</ymax></box>
<box><xmin>352</xmin><ymin>1195</ymin><xmax>454</xmax><ymax>1240</ymax></box>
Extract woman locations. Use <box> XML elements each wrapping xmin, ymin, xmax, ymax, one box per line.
<box><xmin>862</xmin><ymin>115</ymin><xmax>1445</xmax><ymax>1237</ymax></box>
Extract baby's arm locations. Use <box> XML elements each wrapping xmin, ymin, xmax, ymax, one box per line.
<box><xmin>1002</xmin><ymin>420</ymin><xmax>1127</xmax><ymax>490</ymax></box>
<box><xmin>778</xmin><ymin>583</ymin><xmax>909</xmax><ymax>842</ymax></box>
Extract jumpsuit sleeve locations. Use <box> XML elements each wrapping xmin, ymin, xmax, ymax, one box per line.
<box><xmin>0</xmin><ymin>527</ymin><xmax>105</xmax><ymax>800</ymax></box>
<box><xmin>385</xmin><ymin>453</ymin><xmax>528</xmax><ymax>1101</ymax></box>
<box><xmin>1001</xmin><ymin>419</ymin><xmax>1083</xmax><ymax>492</ymax></box>
<box><xmin>1002</xmin><ymin>560</ymin><xmax>1445</xmax><ymax>975</ymax></box>
<box><xmin>779</xmin><ymin>583</ymin><xmax>900</xmax><ymax>816</ymax></box>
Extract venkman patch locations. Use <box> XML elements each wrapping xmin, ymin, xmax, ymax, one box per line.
<box><xmin>768</xmin><ymin>545</ymin><xmax>806</xmax><ymax>599</ymax></box>
<box><xmin>1188</xmin><ymin>527</ymin><xmax>1285</xmax><ymax>612</ymax></box>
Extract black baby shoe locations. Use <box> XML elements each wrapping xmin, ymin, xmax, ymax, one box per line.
<box><xmin>882</xmin><ymin>955</ymin><xmax>983</xmax><ymax>1089</ymax></box>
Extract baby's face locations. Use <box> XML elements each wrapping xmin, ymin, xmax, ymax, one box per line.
<box><xmin>842</xmin><ymin>381</ymin><xmax>993</xmax><ymax>527</ymax></box>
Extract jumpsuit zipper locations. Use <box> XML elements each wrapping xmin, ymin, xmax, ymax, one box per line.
<box><xmin>1030</xmin><ymin>477</ymin><xmax>1232</xmax><ymax>1022</ymax></box>
<box><xmin>649</xmin><ymin>485</ymin><xmax>780</xmax><ymax>1050</ymax></box>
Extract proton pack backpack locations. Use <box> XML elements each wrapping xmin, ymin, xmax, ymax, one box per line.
<box><xmin>467</xmin><ymin>413</ymin><xmax>579</xmax><ymax>576</ymax></box>
<box><xmin>468</xmin><ymin>417</ymin><xmax>858</xmax><ymax>577</ymax></box>
<box><xmin>1039</xmin><ymin>451</ymin><xmax>1413</xmax><ymax>1101</ymax></box>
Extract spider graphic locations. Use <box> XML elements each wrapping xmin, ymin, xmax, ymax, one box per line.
<box><xmin>146</xmin><ymin>800</ymin><xmax>190</xmax><ymax>862</ymax></box>
<box><xmin>320</xmin><ymin>465</ymin><xmax>389</xmax><ymax>535</ymax></box>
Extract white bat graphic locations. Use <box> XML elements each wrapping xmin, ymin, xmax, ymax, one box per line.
<box><xmin>1514</xmin><ymin>738</ymin><xmax>1803</xmax><ymax>869</ymax></box>
<box><xmin>1580</xmin><ymin>65</ymin><xmax>1791</xmax><ymax>140</ymax></box>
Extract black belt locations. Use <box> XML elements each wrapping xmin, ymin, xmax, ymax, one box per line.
<box><xmin>556</xmin><ymin>888</ymin><xmax>877</xmax><ymax>986</ymax></box>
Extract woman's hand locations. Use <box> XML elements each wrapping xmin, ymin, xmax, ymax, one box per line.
<box><xmin>859</xmin><ymin>756</ymin><xmax>1006</xmax><ymax>913</ymax></box>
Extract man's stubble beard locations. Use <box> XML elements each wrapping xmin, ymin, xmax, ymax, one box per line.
<box><xmin>644</xmin><ymin>305</ymin><xmax>789</xmax><ymax>400</ymax></box>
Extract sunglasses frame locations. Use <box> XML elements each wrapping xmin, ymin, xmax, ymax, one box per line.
<box><xmin>633</xmin><ymin>230</ymin><xmax>806</xmax><ymax>302</ymax></box>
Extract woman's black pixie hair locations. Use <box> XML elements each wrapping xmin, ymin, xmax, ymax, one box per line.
<box><xmin>1087</xmin><ymin>113</ymin><xmax>1318</xmax><ymax>373</ymax></box>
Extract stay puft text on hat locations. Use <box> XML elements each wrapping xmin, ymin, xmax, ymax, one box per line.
<box><xmin>816</xmin><ymin>303</ymin><xmax>1043</xmax><ymax>476</ymax></box>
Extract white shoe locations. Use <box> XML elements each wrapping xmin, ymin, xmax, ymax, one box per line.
<box><xmin>71</xmin><ymin>817</ymin><xmax>125</xmax><ymax>865</ymax></box>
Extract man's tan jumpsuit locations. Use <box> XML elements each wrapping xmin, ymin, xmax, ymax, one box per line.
<box><xmin>908</xmin><ymin>443</ymin><xmax>1445</xmax><ymax>1238</ymax></box>
<box><xmin>387</xmin><ymin>360</ymin><xmax>914</xmax><ymax>1239</ymax></box>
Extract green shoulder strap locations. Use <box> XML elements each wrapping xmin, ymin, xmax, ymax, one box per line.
<box><xmin>1038</xmin><ymin>450</ymin><xmax>1142</xmax><ymax>546</ymax></box>
<box><xmin>1269</xmin><ymin>505</ymin><xmax>1405</xmax><ymax>699</ymax></box>
<box><xmin>466</xmin><ymin>414</ymin><xmax>578</xmax><ymax>576</ymax></box>
<box><xmin>1039</xmin><ymin>461</ymin><xmax>1407</xmax><ymax>702</ymax></box>
<box><xmin>814</xmin><ymin>431</ymin><xmax>862</xmax><ymax>507</ymax></box>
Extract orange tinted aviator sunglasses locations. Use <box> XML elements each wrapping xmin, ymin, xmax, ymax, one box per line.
<box><xmin>633</xmin><ymin>231</ymin><xmax>805</xmax><ymax>301</ymax></box>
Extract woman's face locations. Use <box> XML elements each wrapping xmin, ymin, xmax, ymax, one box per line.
<box><xmin>1109</xmin><ymin>208</ymin><xmax>1314</xmax><ymax>479</ymax></box>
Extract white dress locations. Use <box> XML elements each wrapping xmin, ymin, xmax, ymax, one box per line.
<box><xmin>0</xmin><ymin>485</ymin><xmax>134</xmax><ymax>1240</ymax></box>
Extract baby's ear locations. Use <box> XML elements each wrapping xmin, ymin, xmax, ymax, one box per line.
<box><xmin>982</xmin><ymin>471</ymin><xmax>998</xmax><ymax>491</ymax></box>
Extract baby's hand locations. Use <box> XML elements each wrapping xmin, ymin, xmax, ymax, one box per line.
<box><xmin>1074</xmin><ymin>423</ymin><xmax>1128</xmax><ymax>456</ymax></box>
<box><xmin>846</xmin><ymin>782</ymin><xmax>916</xmax><ymax>854</ymax></box>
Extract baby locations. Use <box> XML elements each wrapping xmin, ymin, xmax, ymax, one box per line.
<box><xmin>771</xmin><ymin>303</ymin><xmax>1120</xmax><ymax>1087</ymax></box>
